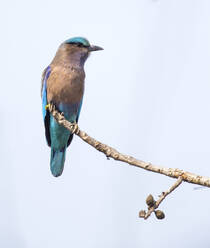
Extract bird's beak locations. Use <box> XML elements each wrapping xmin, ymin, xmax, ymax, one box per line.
<box><xmin>88</xmin><ymin>45</ymin><xmax>104</xmax><ymax>52</ymax></box>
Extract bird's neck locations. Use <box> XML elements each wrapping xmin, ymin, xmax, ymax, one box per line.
<box><xmin>51</xmin><ymin>44</ymin><xmax>88</xmax><ymax>69</ymax></box>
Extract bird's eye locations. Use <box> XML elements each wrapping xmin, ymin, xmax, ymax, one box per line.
<box><xmin>77</xmin><ymin>43</ymin><xmax>83</xmax><ymax>47</ymax></box>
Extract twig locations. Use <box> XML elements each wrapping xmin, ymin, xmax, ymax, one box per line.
<box><xmin>48</xmin><ymin>105</ymin><xmax>210</xmax><ymax>188</ymax></box>
<box><xmin>139</xmin><ymin>177</ymin><xmax>183</xmax><ymax>220</ymax></box>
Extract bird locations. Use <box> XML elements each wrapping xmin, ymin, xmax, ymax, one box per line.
<box><xmin>41</xmin><ymin>37</ymin><xmax>103</xmax><ymax>177</ymax></box>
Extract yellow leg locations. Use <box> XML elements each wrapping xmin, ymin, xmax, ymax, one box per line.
<box><xmin>45</xmin><ymin>104</ymin><xmax>50</xmax><ymax>110</ymax></box>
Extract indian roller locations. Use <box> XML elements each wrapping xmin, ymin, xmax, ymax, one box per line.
<box><xmin>41</xmin><ymin>37</ymin><xmax>103</xmax><ymax>177</ymax></box>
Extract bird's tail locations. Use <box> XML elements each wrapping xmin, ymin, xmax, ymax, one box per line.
<box><xmin>50</xmin><ymin>147</ymin><xmax>66</xmax><ymax>177</ymax></box>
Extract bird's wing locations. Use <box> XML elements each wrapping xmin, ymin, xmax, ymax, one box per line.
<box><xmin>41</xmin><ymin>66</ymin><xmax>51</xmax><ymax>119</ymax></box>
<box><xmin>41</xmin><ymin>66</ymin><xmax>51</xmax><ymax>146</ymax></box>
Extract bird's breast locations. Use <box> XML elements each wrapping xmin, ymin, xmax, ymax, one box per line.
<box><xmin>47</xmin><ymin>66</ymin><xmax>85</xmax><ymax>104</ymax></box>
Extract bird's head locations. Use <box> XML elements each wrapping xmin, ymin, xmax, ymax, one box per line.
<box><xmin>63</xmin><ymin>37</ymin><xmax>103</xmax><ymax>66</ymax></box>
<box><xmin>65</xmin><ymin>37</ymin><xmax>103</xmax><ymax>52</ymax></box>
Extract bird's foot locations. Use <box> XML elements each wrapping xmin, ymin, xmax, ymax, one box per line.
<box><xmin>45</xmin><ymin>103</ymin><xmax>55</xmax><ymax>112</ymax></box>
<box><xmin>45</xmin><ymin>104</ymin><xmax>50</xmax><ymax>110</ymax></box>
<box><xmin>70</xmin><ymin>122</ymin><xmax>79</xmax><ymax>135</ymax></box>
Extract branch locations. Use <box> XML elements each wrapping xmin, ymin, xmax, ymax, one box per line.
<box><xmin>48</xmin><ymin>105</ymin><xmax>210</xmax><ymax>188</ymax></box>
<box><xmin>47</xmin><ymin>105</ymin><xmax>210</xmax><ymax>220</ymax></box>
<box><xmin>139</xmin><ymin>177</ymin><xmax>183</xmax><ymax>220</ymax></box>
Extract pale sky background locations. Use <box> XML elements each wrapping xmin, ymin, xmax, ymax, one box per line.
<box><xmin>1</xmin><ymin>0</ymin><xmax>210</xmax><ymax>247</ymax></box>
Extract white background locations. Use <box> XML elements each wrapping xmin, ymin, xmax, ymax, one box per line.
<box><xmin>1</xmin><ymin>0</ymin><xmax>210</xmax><ymax>247</ymax></box>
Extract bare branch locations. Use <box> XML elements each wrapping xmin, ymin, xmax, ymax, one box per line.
<box><xmin>139</xmin><ymin>177</ymin><xmax>183</xmax><ymax>220</ymax></box>
<box><xmin>48</xmin><ymin>105</ymin><xmax>210</xmax><ymax>188</ymax></box>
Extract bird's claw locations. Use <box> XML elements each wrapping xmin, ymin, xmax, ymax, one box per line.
<box><xmin>70</xmin><ymin>122</ymin><xmax>79</xmax><ymax>134</ymax></box>
<box><xmin>45</xmin><ymin>103</ymin><xmax>55</xmax><ymax>112</ymax></box>
<box><xmin>45</xmin><ymin>104</ymin><xmax>50</xmax><ymax>110</ymax></box>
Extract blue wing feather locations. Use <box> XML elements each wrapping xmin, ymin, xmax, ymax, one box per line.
<box><xmin>42</xmin><ymin>66</ymin><xmax>51</xmax><ymax>120</ymax></box>
<box><xmin>41</xmin><ymin>66</ymin><xmax>51</xmax><ymax>146</ymax></box>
